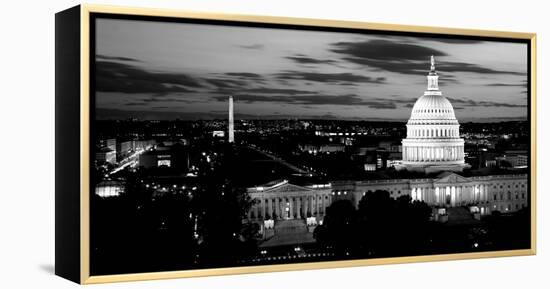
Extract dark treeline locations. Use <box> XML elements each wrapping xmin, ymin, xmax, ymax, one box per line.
<box><xmin>313</xmin><ymin>191</ymin><xmax>432</xmax><ymax>258</ymax></box>
<box><xmin>314</xmin><ymin>190</ymin><xmax>530</xmax><ymax>259</ymax></box>
<box><xmin>90</xmin><ymin>144</ymin><xmax>258</xmax><ymax>275</ymax></box>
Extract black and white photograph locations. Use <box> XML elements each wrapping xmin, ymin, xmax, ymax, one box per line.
<box><xmin>90</xmin><ymin>14</ymin><xmax>532</xmax><ymax>276</ymax></box>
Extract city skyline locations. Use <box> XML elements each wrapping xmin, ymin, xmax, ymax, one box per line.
<box><xmin>95</xmin><ymin>18</ymin><xmax>528</xmax><ymax>122</ymax></box>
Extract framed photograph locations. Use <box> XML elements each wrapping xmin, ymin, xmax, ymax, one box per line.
<box><xmin>55</xmin><ymin>4</ymin><xmax>536</xmax><ymax>284</ymax></box>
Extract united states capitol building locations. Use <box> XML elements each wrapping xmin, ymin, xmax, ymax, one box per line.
<box><xmin>244</xmin><ymin>57</ymin><xmax>528</xmax><ymax>245</ymax></box>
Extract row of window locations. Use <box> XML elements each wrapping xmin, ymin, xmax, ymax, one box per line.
<box><xmin>414</xmin><ymin>108</ymin><xmax>452</xmax><ymax>114</ymax></box>
<box><xmin>358</xmin><ymin>189</ymin><xmax>404</xmax><ymax>196</ymax></box>
<box><xmin>493</xmin><ymin>203</ymin><xmax>527</xmax><ymax>212</ymax></box>
<box><xmin>492</xmin><ymin>191</ymin><xmax>527</xmax><ymax>201</ymax></box>
<box><xmin>256</xmin><ymin>195</ymin><xmax>330</xmax><ymax>205</ymax></box>
<box><xmin>493</xmin><ymin>183</ymin><xmax>526</xmax><ymax>189</ymax></box>
<box><xmin>409</xmin><ymin>127</ymin><xmax>458</xmax><ymax>138</ymax></box>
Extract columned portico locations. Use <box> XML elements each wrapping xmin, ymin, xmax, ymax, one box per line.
<box><xmin>247</xmin><ymin>181</ymin><xmax>331</xmax><ymax>221</ymax></box>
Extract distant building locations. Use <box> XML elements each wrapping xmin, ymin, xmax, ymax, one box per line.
<box><xmin>364</xmin><ymin>163</ymin><xmax>376</xmax><ymax>171</ymax></box>
<box><xmin>95</xmin><ymin>180</ymin><xmax>124</xmax><ymax>198</ymax></box>
<box><xmin>314</xmin><ymin>131</ymin><xmax>368</xmax><ymax>137</ymax></box>
<box><xmin>138</xmin><ymin>143</ymin><xmax>188</xmax><ymax>171</ymax></box>
<box><xmin>486</xmin><ymin>160</ymin><xmax>498</xmax><ymax>168</ymax></box>
<box><xmin>212</xmin><ymin>130</ymin><xmax>225</xmax><ymax>138</ymax></box>
<box><xmin>99</xmin><ymin>138</ymin><xmax>116</xmax><ymax>152</ymax></box>
<box><xmin>134</xmin><ymin>139</ymin><xmax>156</xmax><ymax>151</ymax></box>
<box><xmin>502</xmin><ymin>150</ymin><xmax>529</xmax><ymax>168</ymax></box>
<box><xmin>95</xmin><ymin>147</ymin><xmax>116</xmax><ymax>164</ymax></box>
<box><xmin>116</xmin><ymin>140</ymin><xmax>134</xmax><ymax>161</ymax></box>
<box><xmin>301</xmin><ymin>144</ymin><xmax>345</xmax><ymax>154</ymax></box>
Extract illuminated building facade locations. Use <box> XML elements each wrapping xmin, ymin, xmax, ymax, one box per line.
<box><xmin>247</xmin><ymin>180</ymin><xmax>333</xmax><ymax>221</ymax></box>
<box><xmin>246</xmin><ymin>172</ymin><xmax>528</xmax><ymax>232</ymax></box>
<box><xmin>331</xmin><ymin>172</ymin><xmax>528</xmax><ymax>216</ymax></box>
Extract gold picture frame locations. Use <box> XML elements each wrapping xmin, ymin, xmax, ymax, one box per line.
<box><xmin>55</xmin><ymin>4</ymin><xmax>536</xmax><ymax>284</ymax></box>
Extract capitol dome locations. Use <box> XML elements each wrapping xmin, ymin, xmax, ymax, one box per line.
<box><xmin>410</xmin><ymin>94</ymin><xmax>456</xmax><ymax>120</ymax></box>
<box><xmin>397</xmin><ymin>56</ymin><xmax>470</xmax><ymax>174</ymax></box>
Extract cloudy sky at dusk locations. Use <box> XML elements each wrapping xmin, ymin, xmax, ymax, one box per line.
<box><xmin>95</xmin><ymin>18</ymin><xmax>528</xmax><ymax>122</ymax></box>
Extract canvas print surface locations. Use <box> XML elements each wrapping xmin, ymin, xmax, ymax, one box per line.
<box><xmin>90</xmin><ymin>15</ymin><xmax>531</xmax><ymax>275</ymax></box>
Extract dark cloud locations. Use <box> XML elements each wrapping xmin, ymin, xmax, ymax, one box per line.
<box><xmin>140</xmin><ymin>96</ymin><xmax>197</xmax><ymax>103</ymax></box>
<box><xmin>402</xmin><ymin>96</ymin><xmax>526</xmax><ymax>109</ymax></box>
<box><xmin>285</xmin><ymin>54</ymin><xmax>337</xmax><ymax>65</ymax></box>
<box><xmin>203</xmin><ymin>73</ymin><xmax>267</xmax><ymax>91</ymax></box>
<box><xmin>203</xmin><ymin>78</ymin><xmax>248</xmax><ymax>89</ymax></box>
<box><xmin>225</xmin><ymin>72</ymin><xmax>264</xmax><ymax>79</ymax></box>
<box><xmin>242</xmin><ymin>87</ymin><xmax>316</xmax><ymax>95</ymax></box>
<box><xmin>388</xmin><ymin>96</ymin><xmax>419</xmax><ymax>105</ymax></box>
<box><xmin>212</xmin><ymin>93</ymin><xmax>400</xmax><ymax>109</ymax></box>
<box><xmin>340</xmin><ymin>57</ymin><xmax>524</xmax><ymax>76</ymax></box>
<box><xmin>213</xmin><ymin>94</ymin><xmax>358</xmax><ymax>105</ymax></box>
<box><xmin>341</xmin><ymin>57</ymin><xmax>428</xmax><ymax>74</ymax></box>
<box><xmin>438</xmin><ymin>61</ymin><xmax>526</xmax><ymax>75</ymax></box>
<box><xmin>363</xmin><ymin>101</ymin><xmax>397</xmax><ymax>109</ymax></box>
<box><xmin>447</xmin><ymin>97</ymin><xmax>526</xmax><ymax>108</ymax></box>
<box><xmin>96</xmin><ymin>54</ymin><xmax>141</xmax><ymax>62</ymax></box>
<box><xmin>124</xmin><ymin>102</ymin><xmax>145</xmax><ymax>106</ymax></box>
<box><xmin>485</xmin><ymin>81</ymin><xmax>528</xmax><ymax>87</ymax></box>
<box><xmin>414</xmin><ymin>73</ymin><xmax>460</xmax><ymax>85</ymax></box>
<box><xmin>276</xmin><ymin>71</ymin><xmax>386</xmax><ymax>84</ymax></box>
<box><xmin>97</xmin><ymin>108</ymin><xmax>222</xmax><ymax>120</ymax></box>
<box><xmin>238</xmin><ymin>44</ymin><xmax>264</xmax><ymax>50</ymax></box>
<box><xmin>424</xmin><ymin>38</ymin><xmax>485</xmax><ymax>44</ymax></box>
<box><xmin>120</xmin><ymin>96</ymin><xmax>197</xmax><ymax>107</ymax></box>
<box><xmin>331</xmin><ymin>39</ymin><xmax>447</xmax><ymax>61</ymax></box>
<box><xmin>438</xmin><ymin>74</ymin><xmax>461</xmax><ymax>84</ymax></box>
<box><xmin>331</xmin><ymin>39</ymin><xmax>524</xmax><ymax>76</ymax></box>
<box><xmin>95</xmin><ymin>61</ymin><xmax>201</xmax><ymax>95</ymax></box>
<box><xmin>368</xmin><ymin>96</ymin><xmax>417</xmax><ymax>109</ymax></box>
<box><xmin>463</xmin><ymin>116</ymin><xmax>528</xmax><ymax>122</ymax></box>
<box><xmin>208</xmin><ymin>86</ymin><xmax>323</xmax><ymax>104</ymax></box>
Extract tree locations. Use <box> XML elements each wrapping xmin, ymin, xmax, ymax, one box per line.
<box><xmin>90</xmin><ymin>171</ymin><xmax>198</xmax><ymax>274</ymax></box>
<box><xmin>193</xmin><ymin>144</ymin><xmax>256</xmax><ymax>266</ymax></box>
<box><xmin>314</xmin><ymin>190</ymin><xmax>434</xmax><ymax>258</ymax></box>
<box><xmin>313</xmin><ymin>200</ymin><xmax>358</xmax><ymax>252</ymax></box>
<box><xmin>356</xmin><ymin>191</ymin><xmax>432</xmax><ymax>256</ymax></box>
